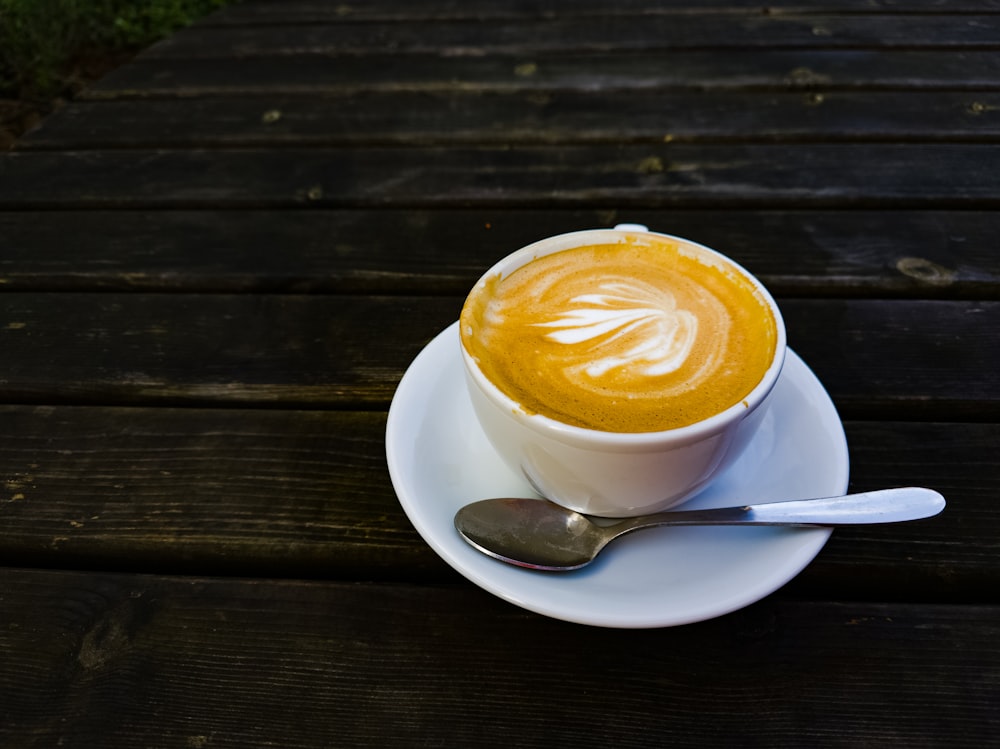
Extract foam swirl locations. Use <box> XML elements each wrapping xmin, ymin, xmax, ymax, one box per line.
<box><xmin>459</xmin><ymin>238</ymin><xmax>778</xmax><ymax>432</ymax></box>
<box><xmin>533</xmin><ymin>281</ymin><xmax>698</xmax><ymax>379</ymax></box>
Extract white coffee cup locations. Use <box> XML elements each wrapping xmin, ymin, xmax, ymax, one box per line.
<box><xmin>459</xmin><ymin>225</ymin><xmax>787</xmax><ymax>517</ymax></box>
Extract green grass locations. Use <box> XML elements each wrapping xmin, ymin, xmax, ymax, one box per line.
<box><xmin>0</xmin><ymin>0</ymin><xmax>235</xmax><ymax>99</ymax></box>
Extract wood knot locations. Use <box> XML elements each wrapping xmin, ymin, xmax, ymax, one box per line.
<box><xmin>637</xmin><ymin>156</ymin><xmax>665</xmax><ymax>174</ymax></box>
<box><xmin>787</xmin><ymin>67</ymin><xmax>831</xmax><ymax>88</ymax></box>
<box><xmin>78</xmin><ymin>601</ymin><xmax>134</xmax><ymax>670</ymax></box>
<box><xmin>296</xmin><ymin>185</ymin><xmax>324</xmax><ymax>202</ymax></box>
<box><xmin>895</xmin><ymin>257</ymin><xmax>955</xmax><ymax>286</ymax></box>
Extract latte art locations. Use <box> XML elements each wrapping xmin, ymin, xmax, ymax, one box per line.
<box><xmin>533</xmin><ymin>280</ymin><xmax>701</xmax><ymax>379</ymax></box>
<box><xmin>461</xmin><ymin>236</ymin><xmax>778</xmax><ymax>433</ymax></box>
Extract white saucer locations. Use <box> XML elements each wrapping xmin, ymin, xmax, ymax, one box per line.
<box><xmin>386</xmin><ymin>322</ymin><xmax>849</xmax><ymax>628</ymax></box>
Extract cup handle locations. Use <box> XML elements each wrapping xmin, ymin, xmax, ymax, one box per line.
<box><xmin>613</xmin><ymin>223</ymin><xmax>649</xmax><ymax>232</ymax></box>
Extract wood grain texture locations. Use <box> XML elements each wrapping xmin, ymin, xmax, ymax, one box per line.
<box><xmin>1</xmin><ymin>209</ymin><xmax>996</xmax><ymax>297</ymax></box>
<box><xmin>1</xmin><ymin>569</ymin><xmax>997</xmax><ymax>748</ymax></box>
<box><xmin>0</xmin><ymin>405</ymin><xmax>994</xmax><ymax>596</ymax></box>
<box><xmin>798</xmin><ymin>420</ymin><xmax>1000</xmax><ymax>601</ymax></box>
<box><xmin>142</xmin><ymin>14</ymin><xmax>1000</xmax><ymax>59</ymax></box>
<box><xmin>1</xmin><ymin>0</ymin><xmax>997</xmax><ymax>745</ymax></box>
<box><xmin>3</xmin><ymin>145</ymin><xmax>999</xmax><ymax>209</ymax></box>
<box><xmin>19</xmin><ymin>91</ymin><xmax>1000</xmax><ymax>150</ymax></box>
<box><xmin>0</xmin><ymin>295</ymin><xmax>996</xmax><ymax>416</ymax></box>
<box><xmin>0</xmin><ymin>293</ymin><xmax>458</xmax><ymax>407</ymax></box>
<box><xmin>80</xmin><ymin>50</ymin><xmax>1000</xmax><ymax>99</ymax></box>
<box><xmin>783</xmin><ymin>299</ymin><xmax>1000</xmax><ymax>419</ymax></box>
<box><xmin>0</xmin><ymin>406</ymin><xmax>440</xmax><ymax>578</ymax></box>
<box><xmin>200</xmin><ymin>0</ymin><xmax>1000</xmax><ymax>25</ymax></box>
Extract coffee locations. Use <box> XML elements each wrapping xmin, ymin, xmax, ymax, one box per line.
<box><xmin>460</xmin><ymin>235</ymin><xmax>778</xmax><ymax>433</ymax></box>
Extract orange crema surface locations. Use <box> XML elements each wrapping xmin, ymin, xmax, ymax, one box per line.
<box><xmin>460</xmin><ymin>237</ymin><xmax>778</xmax><ymax>433</ymax></box>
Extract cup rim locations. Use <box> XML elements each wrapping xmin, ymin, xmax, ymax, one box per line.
<box><xmin>460</xmin><ymin>227</ymin><xmax>787</xmax><ymax>449</ymax></box>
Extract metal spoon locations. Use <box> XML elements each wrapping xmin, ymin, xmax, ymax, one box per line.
<box><xmin>454</xmin><ymin>487</ymin><xmax>945</xmax><ymax>571</ymax></box>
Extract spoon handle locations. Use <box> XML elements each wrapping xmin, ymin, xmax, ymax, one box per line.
<box><xmin>615</xmin><ymin>487</ymin><xmax>945</xmax><ymax>532</ymax></box>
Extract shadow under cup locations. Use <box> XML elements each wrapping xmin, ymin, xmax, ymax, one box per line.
<box><xmin>460</xmin><ymin>228</ymin><xmax>787</xmax><ymax>518</ymax></box>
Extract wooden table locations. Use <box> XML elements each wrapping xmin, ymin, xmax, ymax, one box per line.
<box><xmin>2</xmin><ymin>1</ymin><xmax>998</xmax><ymax>745</ymax></box>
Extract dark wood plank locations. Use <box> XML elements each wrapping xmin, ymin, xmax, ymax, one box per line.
<box><xmin>0</xmin><ymin>295</ymin><xmax>995</xmax><ymax>417</ymax></box>
<box><xmin>1</xmin><ymin>569</ymin><xmax>997</xmax><ymax>748</ymax></box>
<box><xmin>19</xmin><ymin>91</ymin><xmax>1000</xmax><ymax>150</ymax></box>
<box><xmin>0</xmin><ymin>404</ymin><xmax>993</xmax><ymax>595</ymax></box>
<box><xmin>0</xmin><ymin>406</ymin><xmax>440</xmax><ymax>578</ymax></box>
<box><xmin>1</xmin><ymin>209</ymin><xmax>997</xmax><ymax>298</ymax></box>
<box><xmin>2</xmin><ymin>145</ymin><xmax>999</xmax><ymax>209</ymax></box>
<box><xmin>0</xmin><ymin>293</ymin><xmax>459</xmax><ymax>408</ymax></box>
<box><xmin>202</xmin><ymin>0</ymin><xmax>1000</xmax><ymax>25</ymax></box>
<box><xmin>796</xmin><ymin>420</ymin><xmax>1000</xmax><ymax>601</ymax></box>
<box><xmin>784</xmin><ymin>299</ymin><xmax>1000</xmax><ymax>420</ymax></box>
<box><xmin>143</xmin><ymin>15</ymin><xmax>1000</xmax><ymax>59</ymax></box>
<box><xmin>80</xmin><ymin>50</ymin><xmax>1000</xmax><ymax>99</ymax></box>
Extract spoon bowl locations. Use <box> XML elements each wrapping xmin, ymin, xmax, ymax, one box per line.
<box><xmin>454</xmin><ymin>487</ymin><xmax>945</xmax><ymax>571</ymax></box>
